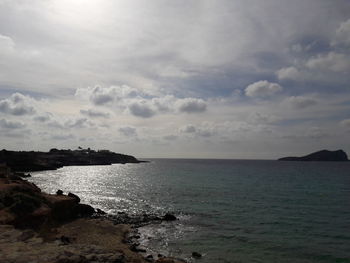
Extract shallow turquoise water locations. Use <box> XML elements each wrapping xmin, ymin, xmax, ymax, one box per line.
<box><xmin>30</xmin><ymin>159</ymin><xmax>350</xmax><ymax>263</ymax></box>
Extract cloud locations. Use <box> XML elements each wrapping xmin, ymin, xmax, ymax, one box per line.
<box><xmin>80</xmin><ymin>109</ymin><xmax>110</xmax><ymax>118</ymax></box>
<box><xmin>333</xmin><ymin>19</ymin><xmax>350</xmax><ymax>47</ymax></box>
<box><xmin>245</xmin><ymin>81</ymin><xmax>282</xmax><ymax>97</ymax></box>
<box><xmin>163</xmin><ymin>135</ymin><xmax>178</xmax><ymax>141</ymax></box>
<box><xmin>51</xmin><ymin>134</ymin><xmax>75</xmax><ymax>140</ymax></box>
<box><xmin>128</xmin><ymin>101</ymin><xmax>156</xmax><ymax>118</ymax></box>
<box><xmin>179</xmin><ymin>124</ymin><xmax>197</xmax><ymax>133</ymax></box>
<box><xmin>33</xmin><ymin>112</ymin><xmax>52</xmax><ymax>122</ymax></box>
<box><xmin>75</xmin><ymin>85</ymin><xmax>141</xmax><ymax>106</ymax></box>
<box><xmin>286</xmin><ymin>96</ymin><xmax>318</xmax><ymax>109</ymax></box>
<box><xmin>248</xmin><ymin>112</ymin><xmax>280</xmax><ymax>124</ymax></box>
<box><xmin>119</xmin><ymin>126</ymin><xmax>137</xmax><ymax>136</ymax></box>
<box><xmin>276</xmin><ymin>66</ymin><xmax>301</xmax><ymax>80</ymax></box>
<box><xmin>64</xmin><ymin>118</ymin><xmax>91</xmax><ymax>129</ymax></box>
<box><xmin>0</xmin><ymin>34</ymin><xmax>15</xmax><ymax>54</ymax></box>
<box><xmin>340</xmin><ymin>119</ymin><xmax>350</xmax><ymax>127</ymax></box>
<box><xmin>0</xmin><ymin>93</ymin><xmax>36</xmax><ymax>115</ymax></box>
<box><xmin>306</xmin><ymin>52</ymin><xmax>350</xmax><ymax>73</ymax></box>
<box><xmin>175</xmin><ymin>98</ymin><xmax>207</xmax><ymax>113</ymax></box>
<box><xmin>0</xmin><ymin>118</ymin><xmax>26</xmax><ymax>129</ymax></box>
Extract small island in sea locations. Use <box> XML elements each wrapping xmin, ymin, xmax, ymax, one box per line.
<box><xmin>278</xmin><ymin>149</ymin><xmax>349</xmax><ymax>162</ymax></box>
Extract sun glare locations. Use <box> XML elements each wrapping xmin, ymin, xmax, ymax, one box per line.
<box><xmin>51</xmin><ymin>0</ymin><xmax>107</xmax><ymax>28</ymax></box>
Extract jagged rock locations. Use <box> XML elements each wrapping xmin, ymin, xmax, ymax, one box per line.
<box><xmin>56</xmin><ymin>190</ymin><xmax>63</xmax><ymax>195</ymax></box>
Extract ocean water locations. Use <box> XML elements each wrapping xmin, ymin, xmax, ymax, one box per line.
<box><xmin>29</xmin><ymin>159</ymin><xmax>350</xmax><ymax>263</ymax></box>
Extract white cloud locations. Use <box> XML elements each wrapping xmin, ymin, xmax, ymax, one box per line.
<box><xmin>175</xmin><ymin>98</ymin><xmax>207</xmax><ymax>113</ymax></box>
<box><xmin>0</xmin><ymin>34</ymin><xmax>15</xmax><ymax>54</ymax></box>
<box><xmin>0</xmin><ymin>93</ymin><xmax>36</xmax><ymax>115</ymax></box>
<box><xmin>333</xmin><ymin>19</ymin><xmax>350</xmax><ymax>47</ymax></box>
<box><xmin>276</xmin><ymin>66</ymin><xmax>301</xmax><ymax>80</ymax></box>
<box><xmin>286</xmin><ymin>96</ymin><xmax>318</xmax><ymax>109</ymax></box>
<box><xmin>245</xmin><ymin>80</ymin><xmax>282</xmax><ymax>97</ymax></box>
<box><xmin>306</xmin><ymin>52</ymin><xmax>350</xmax><ymax>73</ymax></box>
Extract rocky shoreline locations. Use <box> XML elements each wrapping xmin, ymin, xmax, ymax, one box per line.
<box><xmin>0</xmin><ymin>148</ymin><xmax>145</xmax><ymax>172</ymax></box>
<box><xmin>0</xmin><ymin>164</ymin><xmax>186</xmax><ymax>263</ymax></box>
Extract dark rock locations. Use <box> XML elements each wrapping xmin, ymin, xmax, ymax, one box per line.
<box><xmin>76</xmin><ymin>203</ymin><xmax>95</xmax><ymax>217</ymax></box>
<box><xmin>96</xmin><ymin>208</ymin><xmax>107</xmax><ymax>215</ymax></box>
<box><xmin>60</xmin><ymin>235</ymin><xmax>71</xmax><ymax>245</ymax></box>
<box><xmin>162</xmin><ymin>213</ymin><xmax>177</xmax><ymax>221</ymax></box>
<box><xmin>68</xmin><ymin>192</ymin><xmax>81</xmax><ymax>203</ymax></box>
<box><xmin>56</xmin><ymin>189</ymin><xmax>63</xmax><ymax>195</ymax></box>
<box><xmin>130</xmin><ymin>244</ymin><xmax>146</xmax><ymax>253</ymax></box>
<box><xmin>146</xmin><ymin>255</ymin><xmax>154</xmax><ymax>262</ymax></box>
<box><xmin>278</xmin><ymin>149</ymin><xmax>349</xmax><ymax>162</ymax></box>
<box><xmin>192</xmin><ymin>252</ymin><xmax>202</xmax><ymax>258</ymax></box>
<box><xmin>15</xmin><ymin>172</ymin><xmax>31</xmax><ymax>178</ymax></box>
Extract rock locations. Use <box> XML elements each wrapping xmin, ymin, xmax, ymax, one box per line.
<box><xmin>96</xmin><ymin>208</ymin><xmax>107</xmax><ymax>215</ymax></box>
<box><xmin>146</xmin><ymin>254</ymin><xmax>154</xmax><ymax>262</ymax></box>
<box><xmin>68</xmin><ymin>192</ymin><xmax>81</xmax><ymax>203</ymax></box>
<box><xmin>278</xmin><ymin>149</ymin><xmax>349</xmax><ymax>162</ymax></box>
<box><xmin>56</xmin><ymin>189</ymin><xmax>63</xmax><ymax>195</ymax></box>
<box><xmin>162</xmin><ymin>213</ymin><xmax>177</xmax><ymax>221</ymax></box>
<box><xmin>76</xmin><ymin>203</ymin><xmax>95</xmax><ymax>217</ymax></box>
<box><xmin>192</xmin><ymin>252</ymin><xmax>202</xmax><ymax>258</ymax></box>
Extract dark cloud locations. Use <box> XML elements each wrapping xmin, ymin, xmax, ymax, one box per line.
<box><xmin>128</xmin><ymin>101</ymin><xmax>155</xmax><ymax>118</ymax></box>
<box><xmin>287</xmin><ymin>96</ymin><xmax>318</xmax><ymax>109</ymax></box>
<box><xmin>119</xmin><ymin>126</ymin><xmax>137</xmax><ymax>136</ymax></box>
<box><xmin>0</xmin><ymin>93</ymin><xmax>35</xmax><ymax>115</ymax></box>
<box><xmin>0</xmin><ymin>118</ymin><xmax>26</xmax><ymax>129</ymax></box>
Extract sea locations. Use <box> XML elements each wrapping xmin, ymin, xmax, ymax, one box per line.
<box><xmin>28</xmin><ymin>159</ymin><xmax>350</xmax><ymax>263</ymax></box>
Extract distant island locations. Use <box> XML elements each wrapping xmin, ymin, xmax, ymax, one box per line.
<box><xmin>278</xmin><ymin>149</ymin><xmax>349</xmax><ymax>162</ymax></box>
<box><xmin>0</xmin><ymin>148</ymin><xmax>143</xmax><ymax>172</ymax></box>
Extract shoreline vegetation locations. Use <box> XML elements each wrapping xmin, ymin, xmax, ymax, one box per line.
<box><xmin>0</xmin><ymin>150</ymin><xmax>188</xmax><ymax>263</ymax></box>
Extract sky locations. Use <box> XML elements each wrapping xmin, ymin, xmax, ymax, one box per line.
<box><xmin>0</xmin><ymin>0</ymin><xmax>350</xmax><ymax>159</ymax></box>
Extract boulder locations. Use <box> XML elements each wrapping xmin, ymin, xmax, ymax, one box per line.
<box><xmin>162</xmin><ymin>213</ymin><xmax>177</xmax><ymax>221</ymax></box>
<box><xmin>68</xmin><ymin>192</ymin><xmax>81</xmax><ymax>203</ymax></box>
<box><xmin>192</xmin><ymin>252</ymin><xmax>202</xmax><ymax>258</ymax></box>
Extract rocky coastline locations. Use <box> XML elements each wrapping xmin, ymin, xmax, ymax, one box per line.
<box><xmin>0</xmin><ymin>164</ymin><xmax>186</xmax><ymax>263</ymax></box>
<box><xmin>0</xmin><ymin>148</ymin><xmax>145</xmax><ymax>172</ymax></box>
